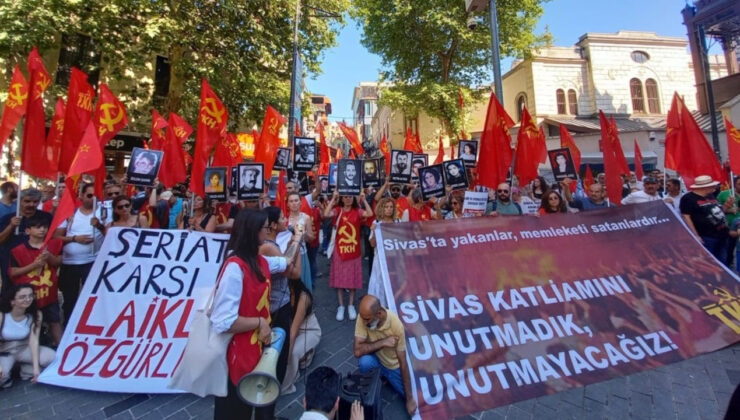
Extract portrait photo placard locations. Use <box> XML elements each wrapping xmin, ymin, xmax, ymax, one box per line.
<box><xmin>204</xmin><ymin>166</ymin><xmax>228</xmax><ymax>201</ymax></box>
<box><xmin>419</xmin><ymin>164</ymin><xmax>446</xmax><ymax>201</ymax></box>
<box><xmin>361</xmin><ymin>158</ymin><xmax>382</xmax><ymax>188</ymax></box>
<box><xmin>237</xmin><ymin>163</ymin><xmax>264</xmax><ymax>200</ymax></box>
<box><xmin>229</xmin><ymin>167</ymin><xmax>238</xmax><ymax>196</ymax></box>
<box><xmin>337</xmin><ymin>159</ymin><xmax>362</xmax><ymax>196</ymax></box>
<box><xmin>126</xmin><ymin>147</ymin><xmax>163</xmax><ymax>186</ymax></box>
<box><xmin>390</xmin><ymin>150</ymin><xmax>413</xmax><ymax>184</ymax></box>
<box><xmin>273</xmin><ymin>147</ymin><xmax>291</xmax><ymax>171</ymax></box>
<box><xmin>328</xmin><ymin>163</ymin><xmax>338</xmax><ymax>193</ymax></box>
<box><xmin>548</xmin><ymin>147</ymin><xmax>577</xmax><ymax>181</ymax></box>
<box><xmin>319</xmin><ymin>176</ymin><xmax>330</xmax><ymax>194</ymax></box>
<box><xmin>287</xmin><ymin>170</ymin><xmax>309</xmax><ymax>195</ymax></box>
<box><xmin>443</xmin><ymin>159</ymin><xmax>469</xmax><ymax>191</ymax></box>
<box><xmin>267</xmin><ymin>175</ymin><xmax>280</xmax><ymax>200</ymax></box>
<box><xmin>411</xmin><ymin>154</ymin><xmax>428</xmax><ymax>179</ymax></box>
<box><xmin>459</xmin><ymin>140</ymin><xmax>478</xmax><ymax>168</ymax></box>
<box><xmin>293</xmin><ymin>137</ymin><xmax>317</xmax><ymax>171</ymax></box>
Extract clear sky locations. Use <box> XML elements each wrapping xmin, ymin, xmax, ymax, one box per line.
<box><xmin>306</xmin><ymin>0</ymin><xmax>705</xmax><ymax>121</ymax></box>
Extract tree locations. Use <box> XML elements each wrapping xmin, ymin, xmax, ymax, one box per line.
<box><xmin>351</xmin><ymin>0</ymin><xmax>551</xmax><ymax>142</ymax></box>
<box><xmin>0</xmin><ymin>0</ymin><xmax>348</xmax><ymax>131</ymax></box>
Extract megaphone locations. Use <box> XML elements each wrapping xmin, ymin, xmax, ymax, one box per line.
<box><xmin>237</xmin><ymin>327</ymin><xmax>286</xmax><ymax>406</ymax></box>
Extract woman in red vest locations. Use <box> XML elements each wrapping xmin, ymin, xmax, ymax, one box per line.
<box><xmin>210</xmin><ymin>209</ymin><xmax>302</xmax><ymax>420</ymax></box>
<box><xmin>323</xmin><ymin>191</ymin><xmax>373</xmax><ymax>322</ymax></box>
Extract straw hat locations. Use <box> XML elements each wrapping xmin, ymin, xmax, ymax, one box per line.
<box><xmin>689</xmin><ymin>175</ymin><xmax>720</xmax><ymax>189</ymax></box>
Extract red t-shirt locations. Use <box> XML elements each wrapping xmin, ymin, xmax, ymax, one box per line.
<box><xmin>332</xmin><ymin>207</ymin><xmax>362</xmax><ymax>260</ymax></box>
<box><xmin>407</xmin><ymin>205</ymin><xmax>432</xmax><ymax>222</ymax></box>
<box><xmin>10</xmin><ymin>238</ymin><xmax>63</xmax><ymax>308</ymax></box>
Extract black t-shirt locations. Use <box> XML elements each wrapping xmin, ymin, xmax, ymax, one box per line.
<box><xmin>679</xmin><ymin>192</ymin><xmax>728</xmax><ymax>238</ymax></box>
<box><xmin>0</xmin><ymin>210</ymin><xmax>53</xmax><ymax>289</ymax></box>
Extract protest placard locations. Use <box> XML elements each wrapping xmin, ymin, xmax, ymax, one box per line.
<box><xmin>462</xmin><ymin>191</ymin><xmax>488</xmax><ymax>216</ymax></box>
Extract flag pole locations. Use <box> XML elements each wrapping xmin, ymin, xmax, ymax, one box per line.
<box><xmin>91</xmin><ymin>195</ymin><xmax>97</xmax><ymax>257</ymax></box>
<box><xmin>15</xmin><ymin>170</ymin><xmax>23</xmax><ymax>235</ymax></box>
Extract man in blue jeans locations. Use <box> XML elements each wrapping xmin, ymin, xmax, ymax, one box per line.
<box><xmin>354</xmin><ymin>295</ymin><xmax>417</xmax><ymax>416</ymax></box>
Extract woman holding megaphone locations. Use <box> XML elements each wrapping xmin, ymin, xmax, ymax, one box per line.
<box><xmin>210</xmin><ymin>209</ymin><xmax>303</xmax><ymax>420</ymax></box>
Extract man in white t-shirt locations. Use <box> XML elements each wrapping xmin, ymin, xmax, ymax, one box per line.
<box><xmin>53</xmin><ymin>183</ymin><xmax>105</xmax><ymax>324</ymax></box>
<box><xmin>621</xmin><ymin>176</ymin><xmax>663</xmax><ymax>205</ymax></box>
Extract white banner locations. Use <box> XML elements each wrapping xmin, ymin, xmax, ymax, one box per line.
<box><xmin>39</xmin><ymin>228</ymin><xmax>229</xmax><ymax>393</ymax></box>
<box><xmin>462</xmin><ymin>191</ymin><xmax>488</xmax><ymax>216</ymax></box>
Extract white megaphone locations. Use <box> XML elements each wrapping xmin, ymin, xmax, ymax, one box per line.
<box><xmin>237</xmin><ymin>327</ymin><xmax>287</xmax><ymax>406</ymax></box>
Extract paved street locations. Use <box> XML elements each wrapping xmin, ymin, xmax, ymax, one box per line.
<box><xmin>2</xmin><ymin>252</ymin><xmax>739</xmax><ymax>420</ymax></box>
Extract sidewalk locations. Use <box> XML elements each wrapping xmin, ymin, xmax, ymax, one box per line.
<box><xmin>1</xmin><ymin>252</ymin><xmax>738</xmax><ymax>419</ymax></box>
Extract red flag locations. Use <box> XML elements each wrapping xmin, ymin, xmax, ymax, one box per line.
<box><xmin>254</xmin><ymin>105</ymin><xmax>286</xmax><ymax>176</ymax></box>
<box><xmin>450</xmin><ymin>141</ymin><xmax>456</xmax><ymax>159</ymax></box>
<box><xmin>610</xmin><ymin>117</ymin><xmax>630</xmax><ymax>176</ymax></box>
<box><xmin>92</xmin><ymin>84</ymin><xmax>128</xmax><ymax>146</ymax></box>
<box><xmin>149</xmin><ymin>109</ymin><xmax>168</xmax><ymax>150</ymax></box>
<box><xmin>584</xmin><ymin>165</ymin><xmax>595</xmax><ymax>191</ymax></box>
<box><xmin>60</xmin><ymin>68</ymin><xmax>95</xmax><ymax>174</ymax></box>
<box><xmin>433</xmin><ymin>136</ymin><xmax>445</xmax><ymax>165</ymax></box>
<box><xmin>458</xmin><ymin>87</ymin><xmax>464</xmax><ymax>109</ymax></box>
<box><xmin>336</xmin><ymin>146</ymin><xmax>344</xmax><ymax>161</ymax></box>
<box><xmin>403</xmin><ymin>127</ymin><xmax>423</xmax><ymax>153</ymax></box>
<box><xmin>252</xmin><ymin>128</ymin><xmax>260</xmax><ymax>151</ymax></box>
<box><xmin>727</xmin><ymin>117</ymin><xmax>740</xmax><ymax>174</ymax></box>
<box><xmin>276</xmin><ymin>170</ymin><xmax>287</xmax><ymax>215</ymax></box>
<box><xmin>44</xmin><ymin>98</ymin><xmax>65</xmax><ymax>176</ymax></box>
<box><xmin>67</xmin><ymin>121</ymin><xmax>104</xmax><ymax>178</ymax></box>
<box><xmin>634</xmin><ymin>140</ymin><xmax>644</xmax><ymax>180</ymax></box>
<box><xmin>44</xmin><ymin>185</ymin><xmax>76</xmax><ymax>246</ymax></box>
<box><xmin>478</xmin><ymin>92</ymin><xmax>515</xmax><ymax>188</ymax></box>
<box><xmin>212</xmin><ymin>132</ymin><xmax>242</xmax><ymax>168</ymax></box>
<box><xmin>379</xmin><ymin>134</ymin><xmax>391</xmax><ymax>174</ymax></box>
<box><xmin>295</xmin><ymin>120</ymin><xmax>301</xmax><ymax>137</ymax></box>
<box><xmin>190</xmin><ymin>79</ymin><xmax>228</xmax><ymax>198</ymax></box>
<box><xmin>599</xmin><ymin>111</ymin><xmax>625</xmax><ymax>205</ymax></box>
<box><xmin>460</xmin><ymin>130</ymin><xmax>467</xmax><ymax>141</ymax></box>
<box><xmin>559</xmin><ymin>124</ymin><xmax>581</xmax><ymax>170</ymax></box>
<box><xmin>0</xmin><ymin>65</ymin><xmax>29</xmax><ymax>151</ymax></box>
<box><xmin>21</xmin><ymin>48</ymin><xmax>53</xmax><ymax>179</ymax></box>
<box><xmin>317</xmin><ymin>122</ymin><xmax>330</xmax><ymax>175</ymax></box>
<box><xmin>664</xmin><ymin>92</ymin><xmax>723</xmax><ymax>182</ymax></box>
<box><xmin>338</xmin><ymin>122</ymin><xmax>365</xmax><ymax>156</ymax></box>
<box><xmin>159</xmin><ymin>112</ymin><xmax>193</xmax><ymax>188</ymax></box>
<box><xmin>513</xmin><ymin>107</ymin><xmax>546</xmax><ymax>187</ymax></box>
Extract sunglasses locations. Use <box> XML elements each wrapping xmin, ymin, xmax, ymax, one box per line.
<box><xmin>451</xmin><ymin>201</ymin><xmax>460</xmax><ymax>205</ymax></box>
<box><xmin>107</xmin><ymin>191</ymin><xmax>121</xmax><ymax>197</ymax></box>
<box><xmin>116</xmin><ymin>203</ymin><xmax>131</xmax><ymax>210</ymax></box>
<box><xmin>85</xmin><ymin>193</ymin><xmax>94</xmax><ymax>198</ymax></box>
<box><xmin>497</xmin><ymin>189</ymin><xmax>510</xmax><ymax>193</ymax></box>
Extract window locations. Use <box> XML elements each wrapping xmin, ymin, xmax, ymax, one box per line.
<box><xmin>154</xmin><ymin>56</ymin><xmax>170</xmax><ymax>98</ymax></box>
<box><xmin>630</xmin><ymin>51</ymin><xmax>650</xmax><ymax>63</ymax></box>
<box><xmin>516</xmin><ymin>94</ymin><xmax>527</xmax><ymax>122</ymax></box>
<box><xmin>567</xmin><ymin>89</ymin><xmax>578</xmax><ymax>115</ymax></box>
<box><xmin>556</xmin><ymin>89</ymin><xmax>566</xmax><ymax>114</ymax></box>
<box><xmin>630</xmin><ymin>78</ymin><xmax>645</xmax><ymax>113</ymax></box>
<box><xmin>645</xmin><ymin>79</ymin><xmax>660</xmax><ymax>113</ymax></box>
<box><xmin>404</xmin><ymin>115</ymin><xmax>418</xmax><ymax>134</ymax></box>
<box><xmin>55</xmin><ymin>33</ymin><xmax>101</xmax><ymax>88</ymax></box>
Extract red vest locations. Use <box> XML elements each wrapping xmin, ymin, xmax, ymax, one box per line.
<box><xmin>333</xmin><ymin>208</ymin><xmax>362</xmax><ymax>261</ymax></box>
<box><xmin>10</xmin><ymin>239</ymin><xmax>63</xmax><ymax>308</ymax></box>
<box><xmin>225</xmin><ymin>256</ymin><xmax>272</xmax><ymax>386</ymax></box>
<box><xmin>309</xmin><ymin>206</ymin><xmax>322</xmax><ymax>248</ymax></box>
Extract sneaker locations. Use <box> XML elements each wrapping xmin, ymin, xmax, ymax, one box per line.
<box><xmin>348</xmin><ymin>305</ymin><xmax>357</xmax><ymax>321</ymax></box>
<box><xmin>336</xmin><ymin>305</ymin><xmax>345</xmax><ymax>321</ymax></box>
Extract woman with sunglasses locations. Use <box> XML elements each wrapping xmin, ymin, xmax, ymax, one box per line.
<box><xmin>538</xmin><ymin>189</ymin><xmax>568</xmax><ymax>215</ymax></box>
<box><xmin>367</xmin><ymin>196</ymin><xmax>399</xmax><ymax>306</ymax></box>
<box><xmin>210</xmin><ymin>209</ymin><xmax>302</xmax><ymax>420</ymax></box>
<box><xmin>106</xmin><ymin>195</ymin><xmax>149</xmax><ymax>232</ymax></box>
<box><xmin>443</xmin><ymin>191</ymin><xmax>466</xmax><ymax>219</ymax></box>
<box><xmin>179</xmin><ymin>195</ymin><xmax>216</xmax><ymax>233</ymax></box>
<box><xmin>0</xmin><ymin>283</ymin><xmax>55</xmax><ymax>388</ymax></box>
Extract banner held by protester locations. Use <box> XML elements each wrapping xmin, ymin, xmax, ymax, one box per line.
<box><xmin>375</xmin><ymin>201</ymin><xmax>740</xmax><ymax>419</ymax></box>
<box><xmin>38</xmin><ymin>228</ymin><xmax>229</xmax><ymax>392</ymax></box>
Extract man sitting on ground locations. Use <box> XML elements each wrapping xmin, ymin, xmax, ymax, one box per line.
<box><xmin>354</xmin><ymin>294</ymin><xmax>417</xmax><ymax>416</ymax></box>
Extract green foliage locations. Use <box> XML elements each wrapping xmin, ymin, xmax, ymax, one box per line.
<box><xmin>352</xmin><ymin>0</ymin><xmax>550</xmax><ymax>137</ymax></box>
<box><xmin>0</xmin><ymin>0</ymin><xmax>348</xmax><ymax>130</ymax></box>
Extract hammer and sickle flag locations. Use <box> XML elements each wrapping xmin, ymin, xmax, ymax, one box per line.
<box><xmin>190</xmin><ymin>78</ymin><xmax>228</xmax><ymax>198</ymax></box>
<box><xmin>93</xmin><ymin>83</ymin><xmax>128</xmax><ymax>146</ymax></box>
<box><xmin>726</xmin><ymin>117</ymin><xmax>740</xmax><ymax>174</ymax></box>
<box><xmin>0</xmin><ymin>65</ymin><xmax>29</xmax><ymax>152</ymax></box>
<box><xmin>22</xmin><ymin>47</ymin><xmax>54</xmax><ymax>179</ymax></box>
<box><xmin>254</xmin><ymin>105</ymin><xmax>286</xmax><ymax>177</ymax></box>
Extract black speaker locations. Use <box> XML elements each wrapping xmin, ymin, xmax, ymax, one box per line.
<box><xmin>337</xmin><ymin>368</ymin><xmax>383</xmax><ymax>420</ymax></box>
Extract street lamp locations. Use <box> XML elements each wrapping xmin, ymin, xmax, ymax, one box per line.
<box><xmin>466</xmin><ymin>0</ymin><xmax>504</xmax><ymax>100</ymax></box>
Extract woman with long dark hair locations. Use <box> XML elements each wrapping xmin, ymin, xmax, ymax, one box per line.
<box><xmin>0</xmin><ymin>283</ymin><xmax>55</xmax><ymax>387</ymax></box>
<box><xmin>538</xmin><ymin>189</ymin><xmax>568</xmax><ymax>215</ymax></box>
<box><xmin>210</xmin><ymin>209</ymin><xmax>303</xmax><ymax>420</ymax></box>
<box><xmin>179</xmin><ymin>195</ymin><xmax>216</xmax><ymax>232</ymax></box>
<box><xmin>106</xmin><ymin>195</ymin><xmax>149</xmax><ymax>232</ymax></box>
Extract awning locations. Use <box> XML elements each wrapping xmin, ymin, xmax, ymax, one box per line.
<box><xmin>579</xmin><ymin>151</ymin><xmax>658</xmax><ymax>165</ymax></box>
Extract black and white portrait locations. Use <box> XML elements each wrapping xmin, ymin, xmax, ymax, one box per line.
<box><xmin>293</xmin><ymin>137</ymin><xmax>316</xmax><ymax>171</ymax></box>
<box><xmin>337</xmin><ymin>159</ymin><xmax>362</xmax><ymax>196</ymax></box>
<box><xmin>267</xmin><ymin>175</ymin><xmax>280</xmax><ymax>200</ymax></box>
<box><xmin>319</xmin><ymin>176</ymin><xmax>329</xmax><ymax>194</ymax></box>
<box><xmin>287</xmin><ymin>170</ymin><xmax>309</xmax><ymax>195</ymax></box>
<box><xmin>459</xmin><ymin>140</ymin><xmax>478</xmax><ymax>168</ymax></box>
<box><xmin>548</xmin><ymin>148</ymin><xmax>577</xmax><ymax>181</ymax></box>
<box><xmin>411</xmin><ymin>154</ymin><xmax>428</xmax><ymax>182</ymax></box>
<box><xmin>126</xmin><ymin>147</ymin><xmax>163</xmax><ymax>186</ymax></box>
<box><xmin>237</xmin><ymin>163</ymin><xmax>264</xmax><ymax>200</ymax></box>
<box><xmin>362</xmin><ymin>159</ymin><xmax>381</xmax><ymax>188</ymax></box>
<box><xmin>390</xmin><ymin>150</ymin><xmax>413</xmax><ymax>184</ymax></box>
<box><xmin>444</xmin><ymin>159</ymin><xmax>469</xmax><ymax>190</ymax></box>
<box><xmin>274</xmin><ymin>147</ymin><xmax>291</xmax><ymax>170</ymax></box>
<box><xmin>419</xmin><ymin>164</ymin><xmax>446</xmax><ymax>201</ymax></box>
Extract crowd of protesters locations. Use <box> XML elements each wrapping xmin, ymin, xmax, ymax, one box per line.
<box><xmin>0</xmin><ymin>162</ymin><xmax>734</xmax><ymax>419</ymax></box>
